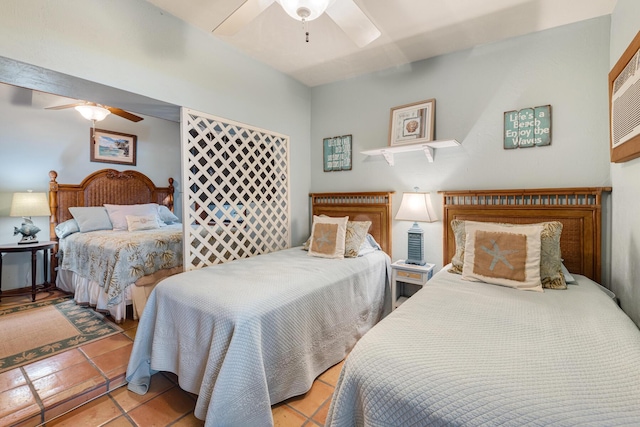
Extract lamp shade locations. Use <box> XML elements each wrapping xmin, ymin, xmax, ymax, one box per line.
<box><xmin>75</xmin><ymin>104</ymin><xmax>111</xmax><ymax>121</ymax></box>
<box><xmin>395</xmin><ymin>192</ymin><xmax>436</xmax><ymax>223</ymax></box>
<box><xmin>10</xmin><ymin>192</ymin><xmax>51</xmax><ymax>217</ymax></box>
<box><xmin>279</xmin><ymin>0</ymin><xmax>332</xmax><ymax>21</ymax></box>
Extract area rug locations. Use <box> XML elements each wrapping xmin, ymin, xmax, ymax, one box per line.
<box><xmin>0</xmin><ymin>297</ymin><xmax>123</xmax><ymax>373</ymax></box>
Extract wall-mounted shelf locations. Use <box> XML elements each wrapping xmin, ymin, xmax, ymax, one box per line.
<box><xmin>361</xmin><ymin>139</ymin><xmax>460</xmax><ymax>165</ymax></box>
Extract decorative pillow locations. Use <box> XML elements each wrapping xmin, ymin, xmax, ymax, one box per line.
<box><xmin>54</xmin><ymin>219</ymin><xmax>80</xmax><ymax>239</ymax></box>
<box><xmin>308</xmin><ymin>215</ymin><xmax>348</xmax><ymax>259</ymax></box>
<box><xmin>104</xmin><ymin>203</ymin><xmax>160</xmax><ymax>230</ymax></box>
<box><xmin>358</xmin><ymin>234</ymin><xmax>382</xmax><ymax>256</ymax></box>
<box><xmin>302</xmin><ymin>219</ymin><xmax>371</xmax><ymax>257</ymax></box>
<box><xmin>126</xmin><ymin>214</ymin><xmax>161</xmax><ymax>231</ymax></box>
<box><xmin>302</xmin><ymin>214</ymin><xmax>329</xmax><ymax>250</ymax></box>
<box><xmin>68</xmin><ymin>207</ymin><xmax>113</xmax><ymax>233</ymax></box>
<box><xmin>344</xmin><ymin>221</ymin><xmax>372</xmax><ymax>258</ymax></box>
<box><xmin>450</xmin><ymin>219</ymin><xmax>566</xmax><ymax>289</ymax></box>
<box><xmin>461</xmin><ymin>223</ymin><xmax>544</xmax><ymax>292</ymax></box>
<box><xmin>157</xmin><ymin>205</ymin><xmax>179</xmax><ymax>225</ymax></box>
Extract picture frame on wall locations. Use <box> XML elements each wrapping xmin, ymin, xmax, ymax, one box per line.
<box><xmin>388</xmin><ymin>99</ymin><xmax>435</xmax><ymax>147</ymax></box>
<box><xmin>609</xmin><ymin>30</ymin><xmax>640</xmax><ymax>163</ymax></box>
<box><xmin>90</xmin><ymin>128</ymin><xmax>137</xmax><ymax>166</ymax></box>
<box><xmin>323</xmin><ymin>134</ymin><xmax>352</xmax><ymax>172</ymax></box>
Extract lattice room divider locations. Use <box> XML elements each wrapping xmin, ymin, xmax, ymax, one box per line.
<box><xmin>181</xmin><ymin>108</ymin><xmax>290</xmax><ymax>270</ymax></box>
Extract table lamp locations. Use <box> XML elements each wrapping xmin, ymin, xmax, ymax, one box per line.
<box><xmin>395</xmin><ymin>189</ymin><xmax>436</xmax><ymax>265</ymax></box>
<box><xmin>10</xmin><ymin>191</ymin><xmax>51</xmax><ymax>244</ymax></box>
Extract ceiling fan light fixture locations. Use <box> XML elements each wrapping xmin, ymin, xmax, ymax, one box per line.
<box><xmin>75</xmin><ymin>104</ymin><xmax>111</xmax><ymax>122</ymax></box>
<box><xmin>279</xmin><ymin>0</ymin><xmax>331</xmax><ymax>22</ymax></box>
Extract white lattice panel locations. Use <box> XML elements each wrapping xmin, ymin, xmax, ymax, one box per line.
<box><xmin>181</xmin><ymin>108</ymin><xmax>290</xmax><ymax>270</ymax></box>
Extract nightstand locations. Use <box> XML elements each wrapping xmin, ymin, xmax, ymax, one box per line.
<box><xmin>0</xmin><ymin>241</ymin><xmax>56</xmax><ymax>302</ymax></box>
<box><xmin>391</xmin><ymin>260</ymin><xmax>435</xmax><ymax>310</ymax></box>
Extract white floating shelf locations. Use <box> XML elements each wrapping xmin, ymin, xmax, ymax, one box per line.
<box><xmin>361</xmin><ymin>139</ymin><xmax>460</xmax><ymax>165</ymax></box>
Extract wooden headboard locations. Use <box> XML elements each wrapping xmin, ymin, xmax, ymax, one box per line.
<box><xmin>48</xmin><ymin>169</ymin><xmax>175</xmax><ymax>242</ymax></box>
<box><xmin>310</xmin><ymin>191</ymin><xmax>394</xmax><ymax>257</ymax></box>
<box><xmin>441</xmin><ymin>187</ymin><xmax>611</xmax><ymax>283</ymax></box>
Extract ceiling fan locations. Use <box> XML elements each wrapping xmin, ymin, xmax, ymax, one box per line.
<box><xmin>46</xmin><ymin>102</ymin><xmax>144</xmax><ymax>122</ymax></box>
<box><xmin>213</xmin><ymin>0</ymin><xmax>381</xmax><ymax>47</ymax></box>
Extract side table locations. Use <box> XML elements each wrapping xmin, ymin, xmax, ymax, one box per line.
<box><xmin>0</xmin><ymin>241</ymin><xmax>56</xmax><ymax>302</ymax></box>
<box><xmin>391</xmin><ymin>260</ymin><xmax>435</xmax><ymax>310</ymax></box>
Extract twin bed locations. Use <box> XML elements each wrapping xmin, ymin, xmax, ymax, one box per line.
<box><xmin>49</xmin><ymin>172</ymin><xmax>640</xmax><ymax>426</ymax></box>
<box><xmin>326</xmin><ymin>188</ymin><xmax>640</xmax><ymax>426</ymax></box>
<box><xmin>125</xmin><ymin>191</ymin><xmax>394</xmax><ymax>426</ymax></box>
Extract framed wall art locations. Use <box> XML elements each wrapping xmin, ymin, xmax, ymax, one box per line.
<box><xmin>323</xmin><ymin>134</ymin><xmax>352</xmax><ymax>172</ymax></box>
<box><xmin>90</xmin><ymin>128</ymin><xmax>137</xmax><ymax>166</ymax></box>
<box><xmin>503</xmin><ymin>105</ymin><xmax>552</xmax><ymax>149</ymax></box>
<box><xmin>388</xmin><ymin>99</ymin><xmax>435</xmax><ymax>147</ymax></box>
<box><xmin>609</xmin><ymin>30</ymin><xmax>640</xmax><ymax>163</ymax></box>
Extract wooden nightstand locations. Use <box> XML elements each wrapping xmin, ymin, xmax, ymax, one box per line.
<box><xmin>0</xmin><ymin>241</ymin><xmax>56</xmax><ymax>302</ymax></box>
<box><xmin>391</xmin><ymin>260</ymin><xmax>435</xmax><ymax>310</ymax></box>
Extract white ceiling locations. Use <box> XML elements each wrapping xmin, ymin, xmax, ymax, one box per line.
<box><xmin>146</xmin><ymin>0</ymin><xmax>616</xmax><ymax>87</ymax></box>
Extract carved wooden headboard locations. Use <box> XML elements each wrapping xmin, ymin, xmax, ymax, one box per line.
<box><xmin>48</xmin><ymin>169</ymin><xmax>175</xmax><ymax>242</ymax></box>
<box><xmin>310</xmin><ymin>191</ymin><xmax>394</xmax><ymax>257</ymax></box>
<box><xmin>441</xmin><ymin>187</ymin><xmax>611</xmax><ymax>283</ymax></box>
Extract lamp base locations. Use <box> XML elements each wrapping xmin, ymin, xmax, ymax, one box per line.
<box><xmin>406</xmin><ymin>223</ymin><xmax>425</xmax><ymax>266</ymax></box>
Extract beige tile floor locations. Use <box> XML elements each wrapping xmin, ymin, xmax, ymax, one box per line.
<box><xmin>0</xmin><ymin>290</ymin><xmax>343</xmax><ymax>427</ymax></box>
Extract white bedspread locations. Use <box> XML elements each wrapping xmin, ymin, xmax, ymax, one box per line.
<box><xmin>126</xmin><ymin>247</ymin><xmax>391</xmax><ymax>426</ymax></box>
<box><xmin>326</xmin><ymin>268</ymin><xmax>640</xmax><ymax>426</ymax></box>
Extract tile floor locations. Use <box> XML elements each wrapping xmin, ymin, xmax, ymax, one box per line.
<box><xmin>0</xmin><ymin>291</ymin><xmax>342</xmax><ymax>427</ymax></box>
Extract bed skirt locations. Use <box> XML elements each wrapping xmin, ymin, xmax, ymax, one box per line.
<box><xmin>56</xmin><ymin>267</ymin><xmax>182</xmax><ymax>322</ymax></box>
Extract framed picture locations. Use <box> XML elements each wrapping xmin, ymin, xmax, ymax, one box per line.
<box><xmin>609</xmin><ymin>30</ymin><xmax>640</xmax><ymax>163</ymax></box>
<box><xmin>90</xmin><ymin>128</ymin><xmax>137</xmax><ymax>166</ymax></box>
<box><xmin>323</xmin><ymin>134</ymin><xmax>352</xmax><ymax>172</ymax></box>
<box><xmin>388</xmin><ymin>99</ymin><xmax>435</xmax><ymax>147</ymax></box>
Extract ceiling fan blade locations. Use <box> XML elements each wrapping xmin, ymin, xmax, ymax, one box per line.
<box><xmin>213</xmin><ymin>0</ymin><xmax>275</xmax><ymax>36</ymax></box>
<box><xmin>107</xmin><ymin>107</ymin><xmax>144</xmax><ymax>122</ymax></box>
<box><xmin>45</xmin><ymin>102</ymin><xmax>85</xmax><ymax>110</ymax></box>
<box><xmin>327</xmin><ymin>0</ymin><xmax>381</xmax><ymax>48</ymax></box>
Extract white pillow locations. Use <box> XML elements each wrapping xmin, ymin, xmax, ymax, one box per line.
<box><xmin>126</xmin><ymin>214</ymin><xmax>161</xmax><ymax>231</ymax></box>
<box><xmin>561</xmin><ymin>263</ymin><xmax>576</xmax><ymax>283</ymax></box>
<box><xmin>157</xmin><ymin>205</ymin><xmax>179</xmax><ymax>225</ymax></box>
<box><xmin>54</xmin><ymin>219</ymin><xmax>80</xmax><ymax>238</ymax></box>
<box><xmin>104</xmin><ymin>203</ymin><xmax>160</xmax><ymax>230</ymax></box>
<box><xmin>358</xmin><ymin>234</ymin><xmax>381</xmax><ymax>256</ymax></box>
<box><xmin>69</xmin><ymin>207</ymin><xmax>113</xmax><ymax>233</ymax></box>
<box><xmin>308</xmin><ymin>215</ymin><xmax>348</xmax><ymax>259</ymax></box>
<box><xmin>461</xmin><ymin>222</ymin><xmax>543</xmax><ymax>292</ymax></box>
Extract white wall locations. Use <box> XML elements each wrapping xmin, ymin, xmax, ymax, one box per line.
<box><xmin>609</xmin><ymin>0</ymin><xmax>640</xmax><ymax>326</ymax></box>
<box><xmin>0</xmin><ymin>0</ymin><xmax>311</xmax><ymax>289</ymax></box>
<box><xmin>311</xmin><ymin>17</ymin><xmax>612</xmax><ymax>274</ymax></box>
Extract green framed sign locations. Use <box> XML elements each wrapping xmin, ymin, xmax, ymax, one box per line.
<box><xmin>504</xmin><ymin>105</ymin><xmax>551</xmax><ymax>149</ymax></box>
<box><xmin>323</xmin><ymin>135</ymin><xmax>352</xmax><ymax>172</ymax></box>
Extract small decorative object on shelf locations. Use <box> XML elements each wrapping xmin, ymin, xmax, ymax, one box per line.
<box><xmin>389</xmin><ymin>99</ymin><xmax>435</xmax><ymax>147</ymax></box>
<box><xmin>390</xmin><ymin>260</ymin><xmax>435</xmax><ymax>310</ymax></box>
<box><xmin>9</xmin><ymin>191</ymin><xmax>51</xmax><ymax>244</ymax></box>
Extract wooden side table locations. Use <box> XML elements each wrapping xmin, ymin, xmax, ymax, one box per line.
<box><xmin>391</xmin><ymin>260</ymin><xmax>435</xmax><ymax>310</ymax></box>
<box><xmin>0</xmin><ymin>241</ymin><xmax>56</xmax><ymax>302</ymax></box>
